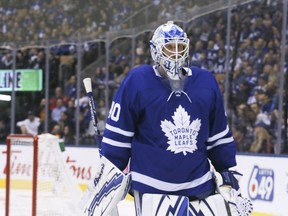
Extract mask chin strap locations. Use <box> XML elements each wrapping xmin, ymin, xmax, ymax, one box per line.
<box><xmin>167</xmin><ymin>90</ymin><xmax>192</xmax><ymax>103</ymax></box>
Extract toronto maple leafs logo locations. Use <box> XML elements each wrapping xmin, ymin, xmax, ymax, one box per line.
<box><xmin>160</xmin><ymin>105</ymin><xmax>201</xmax><ymax>155</ymax></box>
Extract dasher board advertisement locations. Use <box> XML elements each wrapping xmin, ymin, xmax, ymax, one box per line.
<box><xmin>237</xmin><ymin>154</ymin><xmax>288</xmax><ymax>216</ymax></box>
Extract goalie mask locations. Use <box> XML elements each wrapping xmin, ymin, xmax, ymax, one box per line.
<box><xmin>150</xmin><ymin>21</ymin><xmax>190</xmax><ymax>81</ymax></box>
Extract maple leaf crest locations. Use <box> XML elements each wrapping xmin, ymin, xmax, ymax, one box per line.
<box><xmin>160</xmin><ymin>105</ymin><xmax>201</xmax><ymax>155</ymax></box>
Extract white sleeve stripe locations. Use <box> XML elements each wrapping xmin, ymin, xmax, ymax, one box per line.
<box><xmin>207</xmin><ymin>137</ymin><xmax>234</xmax><ymax>150</ymax></box>
<box><xmin>207</xmin><ymin>126</ymin><xmax>229</xmax><ymax>142</ymax></box>
<box><xmin>106</xmin><ymin>123</ymin><xmax>134</xmax><ymax>137</ymax></box>
<box><xmin>102</xmin><ymin>137</ymin><xmax>131</xmax><ymax>148</ymax></box>
<box><xmin>131</xmin><ymin>171</ymin><xmax>212</xmax><ymax>192</ymax></box>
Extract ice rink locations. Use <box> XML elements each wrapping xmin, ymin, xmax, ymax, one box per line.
<box><xmin>0</xmin><ymin>188</ymin><xmax>136</xmax><ymax>216</ymax></box>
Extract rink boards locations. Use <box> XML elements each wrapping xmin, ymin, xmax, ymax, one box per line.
<box><xmin>0</xmin><ymin>144</ymin><xmax>287</xmax><ymax>216</ymax></box>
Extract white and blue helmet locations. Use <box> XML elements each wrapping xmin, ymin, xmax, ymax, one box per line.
<box><xmin>150</xmin><ymin>21</ymin><xmax>190</xmax><ymax>80</ymax></box>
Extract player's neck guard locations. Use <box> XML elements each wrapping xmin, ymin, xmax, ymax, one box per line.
<box><xmin>154</xmin><ymin>65</ymin><xmax>190</xmax><ymax>91</ymax></box>
<box><xmin>154</xmin><ymin>65</ymin><xmax>192</xmax><ymax>103</ymax></box>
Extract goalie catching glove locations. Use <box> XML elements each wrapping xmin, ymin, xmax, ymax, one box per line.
<box><xmin>213</xmin><ymin>170</ymin><xmax>253</xmax><ymax>216</ymax></box>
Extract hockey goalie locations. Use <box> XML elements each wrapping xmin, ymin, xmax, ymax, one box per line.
<box><xmin>79</xmin><ymin>21</ymin><xmax>253</xmax><ymax>216</ymax></box>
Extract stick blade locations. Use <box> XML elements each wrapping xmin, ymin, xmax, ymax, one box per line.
<box><xmin>83</xmin><ymin>78</ymin><xmax>92</xmax><ymax>93</ymax></box>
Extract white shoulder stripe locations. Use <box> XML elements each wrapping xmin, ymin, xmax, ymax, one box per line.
<box><xmin>131</xmin><ymin>171</ymin><xmax>212</xmax><ymax>192</ymax></box>
<box><xmin>207</xmin><ymin>125</ymin><xmax>229</xmax><ymax>142</ymax></box>
<box><xmin>207</xmin><ymin>137</ymin><xmax>234</xmax><ymax>150</ymax></box>
<box><xmin>106</xmin><ymin>123</ymin><xmax>134</xmax><ymax>137</ymax></box>
<box><xmin>102</xmin><ymin>137</ymin><xmax>131</xmax><ymax>148</ymax></box>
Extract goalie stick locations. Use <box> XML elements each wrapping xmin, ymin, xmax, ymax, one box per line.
<box><xmin>82</xmin><ymin>77</ymin><xmax>102</xmax><ymax>147</ymax></box>
<box><xmin>79</xmin><ymin>78</ymin><xmax>131</xmax><ymax>216</ymax></box>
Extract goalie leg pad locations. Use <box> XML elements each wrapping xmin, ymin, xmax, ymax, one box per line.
<box><xmin>136</xmin><ymin>192</ymin><xmax>189</xmax><ymax>216</ymax></box>
<box><xmin>78</xmin><ymin>156</ymin><xmax>131</xmax><ymax>216</ymax></box>
<box><xmin>135</xmin><ymin>192</ymin><xmax>231</xmax><ymax>216</ymax></box>
<box><xmin>189</xmin><ymin>194</ymin><xmax>229</xmax><ymax>216</ymax></box>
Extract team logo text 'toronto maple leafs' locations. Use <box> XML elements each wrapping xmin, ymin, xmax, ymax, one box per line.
<box><xmin>160</xmin><ymin>105</ymin><xmax>201</xmax><ymax>155</ymax></box>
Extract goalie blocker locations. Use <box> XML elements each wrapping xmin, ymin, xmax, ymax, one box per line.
<box><xmin>78</xmin><ymin>155</ymin><xmax>131</xmax><ymax>216</ymax></box>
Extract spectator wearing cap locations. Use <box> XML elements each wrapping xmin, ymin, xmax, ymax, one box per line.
<box><xmin>249</xmin><ymin>89</ymin><xmax>276</xmax><ymax>153</ymax></box>
<box><xmin>256</xmin><ymin>89</ymin><xmax>277</xmax><ymax>126</ymax></box>
<box><xmin>247</xmin><ymin>73</ymin><xmax>268</xmax><ymax>105</ymax></box>
<box><xmin>248</xmin><ymin>101</ymin><xmax>272</xmax><ymax>153</ymax></box>
<box><xmin>16</xmin><ymin>111</ymin><xmax>40</xmax><ymax>136</ymax></box>
<box><xmin>249</xmin><ymin>114</ymin><xmax>273</xmax><ymax>153</ymax></box>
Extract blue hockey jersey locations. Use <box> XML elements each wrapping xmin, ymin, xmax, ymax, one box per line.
<box><xmin>101</xmin><ymin>65</ymin><xmax>236</xmax><ymax>198</ymax></box>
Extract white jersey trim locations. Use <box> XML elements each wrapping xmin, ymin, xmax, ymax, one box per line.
<box><xmin>207</xmin><ymin>126</ymin><xmax>229</xmax><ymax>142</ymax></box>
<box><xmin>106</xmin><ymin>123</ymin><xmax>134</xmax><ymax>137</ymax></box>
<box><xmin>131</xmin><ymin>171</ymin><xmax>212</xmax><ymax>192</ymax></box>
<box><xmin>102</xmin><ymin>137</ymin><xmax>131</xmax><ymax>148</ymax></box>
<box><xmin>206</xmin><ymin>137</ymin><xmax>234</xmax><ymax>150</ymax></box>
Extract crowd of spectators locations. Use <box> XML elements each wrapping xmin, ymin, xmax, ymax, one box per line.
<box><xmin>184</xmin><ymin>0</ymin><xmax>286</xmax><ymax>153</ymax></box>
<box><xmin>0</xmin><ymin>0</ymin><xmax>152</xmax><ymax>44</ymax></box>
<box><xmin>0</xmin><ymin>1</ymin><xmax>287</xmax><ymax>153</ymax></box>
<box><xmin>0</xmin><ymin>0</ymin><xmax>221</xmax><ymax>46</ymax></box>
